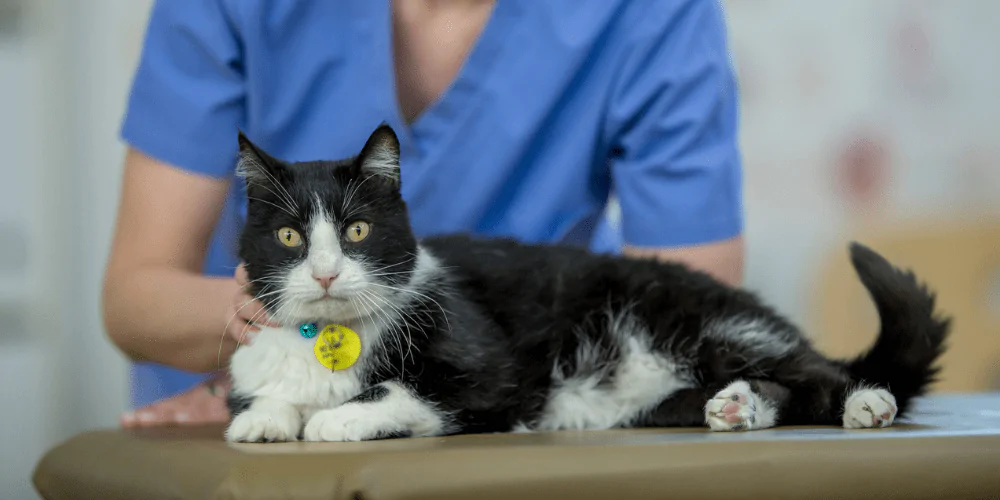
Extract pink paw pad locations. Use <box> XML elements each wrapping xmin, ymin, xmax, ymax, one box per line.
<box><xmin>842</xmin><ymin>388</ymin><xmax>898</xmax><ymax>429</ymax></box>
<box><xmin>872</xmin><ymin>412</ymin><xmax>893</xmax><ymax>427</ymax></box>
<box><xmin>721</xmin><ymin>394</ymin><xmax>750</xmax><ymax>422</ymax></box>
<box><xmin>706</xmin><ymin>389</ymin><xmax>757</xmax><ymax>431</ymax></box>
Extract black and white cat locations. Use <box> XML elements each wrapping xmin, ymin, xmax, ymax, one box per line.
<box><xmin>225</xmin><ymin>125</ymin><xmax>950</xmax><ymax>442</ymax></box>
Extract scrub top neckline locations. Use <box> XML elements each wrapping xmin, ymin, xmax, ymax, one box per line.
<box><xmin>372</xmin><ymin>1</ymin><xmax>521</xmax><ymax>173</ymax></box>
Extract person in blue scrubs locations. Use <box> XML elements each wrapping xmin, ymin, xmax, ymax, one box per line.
<box><xmin>105</xmin><ymin>0</ymin><xmax>745</xmax><ymax>426</ymax></box>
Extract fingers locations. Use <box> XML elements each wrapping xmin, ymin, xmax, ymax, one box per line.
<box><xmin>234</xmin><ymin>291</ymin><xmax>280</xmax><ymax>329</ymax></box>
<box><xmin>120</xmin><ymin>380</ymin><xmax>232</xmax><ymax>428</ymax></box>
<box><xmin>232</xmin><ymin>262</ymin><xmax>280</xmax><ymax>330</ymax></box>
<box><xmin>227</xmin><ymin>313</ymin><xmax>258</xmax><ymax>347</ymax></box>
<box><xmin>236</xmin><ymin>292</ymin><xmax>278</xmax><ymax>326</ymax></box>
<box><xmin>227</xmin><ymin>305</ymin><xmax>275</xmax><ymax>346</ymax></box>
<box><xmin>225</xmin><ymin>294</ymin><xmax>255</xmax><ymax>346</ymax></box>
<box><xmin>235</xmin><ymin>262</ymin><xmax>249</xmax><ymax>288</ymax></box>
<box><xmin>121</xmin><ymin>411</ymin><xmax>141</xmax><ymax>427</ymax></box>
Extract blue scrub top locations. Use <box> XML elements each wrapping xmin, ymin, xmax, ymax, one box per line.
<box><xmin>121</xmin><ymin>0</ymin><xmax>744</xmax><ymax>407</ymax></box>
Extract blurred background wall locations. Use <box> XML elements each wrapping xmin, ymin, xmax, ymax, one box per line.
<box><xmin>0</xmin><ymin>0</ymin><xmax>997</xmax><ymax>497</ymax></box>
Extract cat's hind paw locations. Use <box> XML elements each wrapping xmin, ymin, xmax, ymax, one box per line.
<box><xmin>843</xmin><ymin>387</ymin><xmax>897</xmax><ymax>429</ymax></box>
<box><xmin>705</xmin><ymin>380</ymin><xmax>777</xmax><ymax>432</ymax></box>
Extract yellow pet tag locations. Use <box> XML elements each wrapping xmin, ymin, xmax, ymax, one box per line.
<box><xmin>313</xmin><ymin>324</ymin><xmax>362</xmax><ymax>370</ymax></box>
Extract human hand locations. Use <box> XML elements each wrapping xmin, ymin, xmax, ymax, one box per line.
<box><xmin>120</xmin><ymin>375</ymin><xmax>231</xmax><ymax>427</ymax></box>
<box><xmin>225</xmin><ymin>262</ymin><xmax>280</xmax><ymax>346</ymax></box>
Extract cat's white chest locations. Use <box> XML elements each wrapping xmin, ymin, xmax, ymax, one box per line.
<box><xmin>229</xmin><ymin>327</ymin><xmax>365</xmax><ymax>410</ymax></box>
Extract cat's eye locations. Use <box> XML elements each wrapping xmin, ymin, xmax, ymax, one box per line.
<box><xmin>276</xmin><ymin>227</ymin><xmax>303</xmax><ymax>247</ymax></box>
<box><xmin>345</xmin><ymin>221</ymin><xmax>371</xmax><ymax>243</ymax></box>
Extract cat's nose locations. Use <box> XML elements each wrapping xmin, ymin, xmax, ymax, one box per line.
<box><xmin>313</xmin><ymin>273</ymin><xmax>338</xmax><ymax>290</ymax></box>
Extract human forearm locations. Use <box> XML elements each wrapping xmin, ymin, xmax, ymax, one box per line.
<box><xmin>104</xmin><ymin>150</ymin><xmax>241</xmax><ymax>372</ymax></box>
<box><xmin>103</xmin><ymin>265</ymin><xmax>241</xmax><ymax>372</ymax></box>
<box><xmin>623</xmin><ymin>235</ymin><xmax>744</xmax><ymax>287</ymax></box>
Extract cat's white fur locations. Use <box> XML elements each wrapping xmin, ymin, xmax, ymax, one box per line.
<box><xmin>705</xmin><ymin>380</ymin><xmax>780</xmax><ymax>431</ymax></box>
<box><xmin>705</xmin><ymin>316</ymin><xmax>799</xmax><ymax>360</ymax></box>
<box><xmin>226</xmin><ymin>322</ymin><xmax>368</xmax><ymax>441</ymax></box>
<box><xmin>843</xmin><ymin>386</ymin><xmax>898</xmax><ymax>429</ymax></box>
<box><xmin>360</xmin><ymin>136</ymin><xmax>401</xmax><ymax>183</ymax></box>
<box><xmin>303</xmin><ymin>381</ymin><xmax>449</xmax><ymax>441</ymax></box>
<box><xmin>275</xmin><ymin>203</ymin><xmax>376</xmax><ymax>324</ymax></box>
<box><xmin>229</xmin><ymin>193</ymin><xmax>902</xmax><ymax>441</ymax></box>
<box><xmin>531</xmin><ymin>311</ymin><xmax>692</xmax><ymax>431</ymax></box>
<box><xmin>226</xmin><ymin>205</ymin><xmax>446</xmax><ymax>442</ymax></box>
<box><xmin>228</xmin><ymin>213</ymin><xmax>902</xmax><ymax>441</ymax></box>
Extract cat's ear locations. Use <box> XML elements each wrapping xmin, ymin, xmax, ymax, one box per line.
<box><xmin>236</xmin><ymin>131</ymin><xmax>286</xmax><ymax>191</ymax></box>
<box><xmin>357</xmin><ymin>124</ymin><xmax>401</xmax><ymax>186</ymax></box>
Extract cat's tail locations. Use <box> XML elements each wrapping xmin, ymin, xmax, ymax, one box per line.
<box><xmin>844</xmin><ymin>243</ymin><xmax>951</xmax><ymax>417</ymax></box>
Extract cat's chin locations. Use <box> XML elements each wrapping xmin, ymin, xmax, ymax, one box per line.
<box><xmin>277</xmin><ymin>298</ymin><xmax>368</xmax><ymax>326</ymax></box>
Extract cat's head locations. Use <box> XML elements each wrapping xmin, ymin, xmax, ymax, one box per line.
<box><xmin>236</xmin><ymin>125</ymin><xmax>418</xmax><ymax>325</ymax></box>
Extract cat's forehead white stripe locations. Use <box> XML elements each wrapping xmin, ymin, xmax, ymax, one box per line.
<box><xmin>307</xmin><ymin>200</ymin><xmax>342</xmax><ymax>276</ymax></box>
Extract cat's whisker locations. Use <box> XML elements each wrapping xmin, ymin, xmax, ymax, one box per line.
<box><xmin>341</xmin><ymin>198</ymin><xmax>379</xmax><ymax>220</ymax></box>
<box><xmin>405</xmin><ymin>250</ymin><xmax>459</xmax><ymax>274</ymax></box>
<box><xmin>260</xmin><ymin>289</ymin><xmax>301</xmax><ymax>329</ymax></box>
<box><xmin>361</xmin><ymin>260</ymin><xmax>418</xmax><ymax>282</ymax></box>
<box><xmin>353</xmin><ymin>291</ymin><xmax>392</xmax><ymax>372</ymax></box>
<box><xmin>365</xmin><ymin>270</ymin><xmax>415</xmax><ymax>279</ymax></box>
<box><xmin>366</xmin><ymin>258</ymin><xmax>416</xmax><ymax>274</ymax></box>
<box><xmin>249</xmin><ymin>162</ymin><xmax>299</xmax><ymax>216</ymax></box>
<box><xmin>217</xmin><ymin>284</ymin><xmax>283</xmax><ymax>369</ymax></box>
<box><xmin>238</xmin><ymin>304</ymin><xmax>278</xmax><ymax>348</ymax></box>
<box><xmin>339</xmin><ymin>180</ymin><xmax>357</xmax><ymax>215</ymax></box>
<box><xmin>340</xmin><ymin>174</ymin><xmax>378</xmax><ymax>216</ymax></box>
<box><xmin>247</xmin><ymin>196</ymin><xmax>297</xmax><ymax>218</ymax></box>
<box><xmin>351</xmin><ymin>292</ymin><xmax>388</xmax><ymax>372</ymax></box>
<box><xmin>358</xmin><ymin>289</ymin><xmax>410</xmax><ymax>374</ymax></box>
<box><xmin>361</xmin><ymin>289</ymin><xmax>418</xmax><ymax>368</ymax></box>
<box><xmin>366</xmin><ymin>282</ymin><xmax>452</xmax><ymax>332</ymax></box>
<box><xmin>242</xmin><ymin>270</ymin><xmax>290</xmax><ymax>293</ymax></box>
<box><xmin>236</xmin><ymin>284</ymin><xmax>294</xmax><ymax>349</ymax></box>
<box><xmin>248</xmin><ymin>181</ymin><xmax>299</xmax><ymax>217</ymax></box>
<box><xmin>366</xmin><ymin>296</ymin><xmax>404</xmax><ymax>373</ymax></box>
<box><xmin>340</xmin><ymin>179</ymin><xmax>365</xmax><ymax>216</ymax></box>
<box><xmin>281</xmin><ymin>300</ymin><xmax>304</xmax><ymax>336</ymax></box>
<box><xmin>358</xmin><ymin>296</ymin><xmax>389</xmax><ymax>367</ymax></box>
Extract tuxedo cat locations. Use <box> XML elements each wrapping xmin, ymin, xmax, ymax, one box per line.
<box><xmin>225</xmin><ymin>125</ymin><xmax>949</xmax><ymax>442</ymax></box>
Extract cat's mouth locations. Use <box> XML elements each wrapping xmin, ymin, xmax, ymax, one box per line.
<box><xmin>309</xmin><ymin>293</ymin><xmax>349</xmax><ymax>303</ymax></box>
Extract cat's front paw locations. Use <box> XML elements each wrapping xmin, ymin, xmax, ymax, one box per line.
<box><xmin>225</xmin><ymin>407</ymin><xmax>300</xmax><ymax>443</ymax></box>
<box><xmin>843</xmin><ymin>388</ymin><xmax>897</xmax><ymax>429</ymax></box>
<box><xmin>303</xmin><ymin>406</ymin><xmax>408</xmax><ymax>442</ymax></box>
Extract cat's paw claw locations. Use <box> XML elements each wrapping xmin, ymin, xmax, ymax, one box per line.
<box><xmin>705</xmin><ymin>381</ymin><xmax>759</xmax><ymax>432</ymax></box>
<box><xmin>843</xmin><ymin>388</ymin><xmax>897</xmax><ymax>429</ymax></box>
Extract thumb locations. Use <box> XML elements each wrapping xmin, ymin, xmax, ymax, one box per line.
<box><xmin>235</xmin><ymin>262</ymin><xmax>250</xmax><ymax>288</ymax></box>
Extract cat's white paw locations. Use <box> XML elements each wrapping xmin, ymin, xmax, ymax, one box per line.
<box><xmin>843</xmin><ymin>388</ymin><xmax>897</xmax><ymax>429</ymax></box>
<box><xmin>303</xmin><ymin>405</ymin><xmax>404</xmax><ymax>442</ymax></box>
<box><xmin>226</xmin><ymin>407</ymin><xmax>300</xmax><ymax>443</ymax></box>
<box><xmin>705</xmin><ymin>380</ymin><xmax>776</xmax><ymax>432</ymax></box>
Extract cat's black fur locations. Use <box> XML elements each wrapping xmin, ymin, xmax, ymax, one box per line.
<box><xmin>226</xmin><ymin>125</ymin><xmax>950</xmax><ymax>440</ymax></box>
